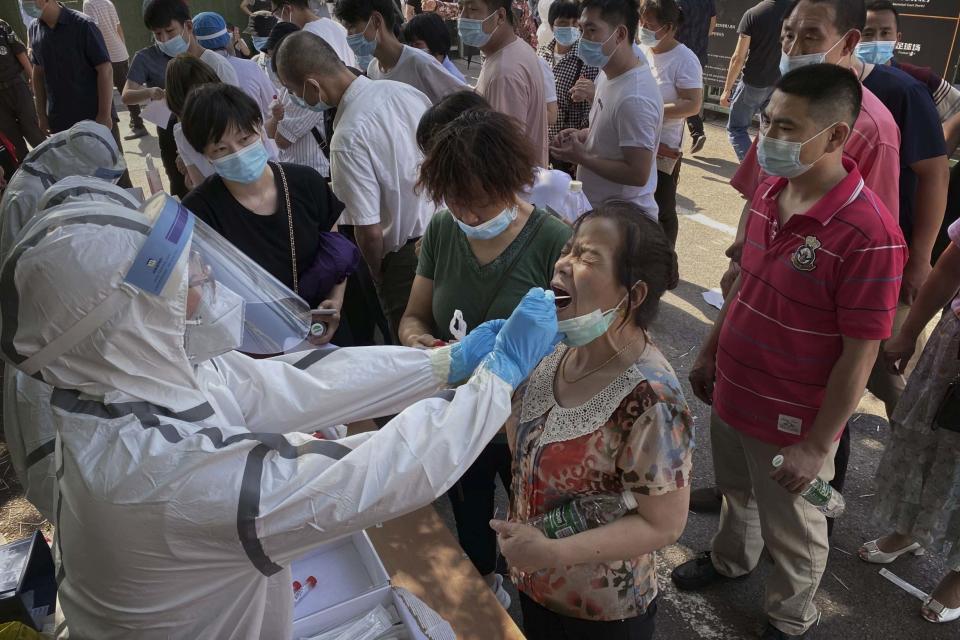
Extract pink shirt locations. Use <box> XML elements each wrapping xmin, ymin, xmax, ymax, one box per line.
<box><xmin>730</xmin><ymin>85</ymin><xmax>901</xmax><ymax>222</ymax></box>
<box><xmin>476</xmin><ymin>37</ymin><xmax>549</xmax><ymax>166</ymax></box>
<box><xmin>716</xmin><ymin>159</ymin><xmax>907</xmax><ymax>446</ymax></box>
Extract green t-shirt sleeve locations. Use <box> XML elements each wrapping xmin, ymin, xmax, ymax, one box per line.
<box><xmin>416</xmin><ymin>211</ymin><xmax>445</xmax><ymax>280</ymax></box>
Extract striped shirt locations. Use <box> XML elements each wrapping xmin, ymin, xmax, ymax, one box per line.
<box><xmin>277</xmin><ymin>93</ymin><xmax>330</xmax><ymax>178</ymax></box>
<box><xmin>731</xmin><ymin>85</ymin><xmax>901</xmax><ymax>222</ymax></box>
<box><xmin>714</xmin><ymin>159</ymin><xmax>907</xmax><ymax>447</ymax></box>
<box><xmin>82</xmin><ymin>0</ymin><xmax>127</xmax><ymax>63</ymax></box>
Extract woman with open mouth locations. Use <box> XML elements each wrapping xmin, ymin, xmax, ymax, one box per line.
<box><xmin>490</xmin><ymin>200</ymin><xmax>694</xmax><ymax>640</ymax></box>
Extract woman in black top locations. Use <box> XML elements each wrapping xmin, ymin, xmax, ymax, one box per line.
<box><xmin>181</xmin><ymin>83</ymin><xmax>357</xmax><ymax>342</ymax></box>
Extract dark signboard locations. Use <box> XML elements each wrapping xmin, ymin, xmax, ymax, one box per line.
<box><xmin>703</xmin><ymin>0</ymin><xmax>960</xmax><ymax>92</ymax></box>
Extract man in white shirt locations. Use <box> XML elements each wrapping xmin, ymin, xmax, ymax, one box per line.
<box><xmin>461</xmin><ymin>0</ymin><xmax>548</xmax><ymax>165</ymax></box>
<box><xmin>550</xmin><ymin>0</ymin><xmax>663</xmax><ymax>219</ymax></box>
<box><xmin>335</xmin><ymin>0</ymin><xmax>464</xmax><ymax>104</ymax></box>
<box><xmin>271</xmin><ymin>0</ymin><xmax>358</xmax><ymax>67</ymax></box>
<box><xmin>193</xmin><ymin>11</ymin><xmax>276</xmax><ymax>121</ymax></box>
<box><xmin>83</xmin><ymin>0</ymin><xmax>148</xmax><ymax>139</ymax></box>
<box><xmin>276</xmin><ymin>31</ymin><xmax>433</xmax><ymax>341</ymax></box>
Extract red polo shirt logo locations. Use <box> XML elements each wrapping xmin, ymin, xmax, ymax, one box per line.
<box><xmin>791</xmin><ymin>236</ymin><xmax>822</xmax><ymax>272</ymax></box>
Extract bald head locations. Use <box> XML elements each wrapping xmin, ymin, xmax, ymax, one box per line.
<box><xmin>275</xmin><ymin>31</ymin><xmax>345</xmax><ymax>86</ymax></box>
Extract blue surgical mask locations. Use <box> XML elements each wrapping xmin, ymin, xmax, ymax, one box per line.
<box><xmin>212</xmin><ymin>139</ymin><xmax>270</xmax><ymax>184</ymax></box>
<box><xmin>553</xmin><ymin>27</ymin><xmax>580</xmax><ymax>47</ymax></box>
<box><xmin>22</xmin><ymin>2</ymin><xmax>42</xmax><ymax>19</ymax></box>
<box><xmin>347</xmin><ymin>18</ymin><xmax>378</xmax><ymax>60</ymax></box>
<box><xmin>252</xmin><ymin>36</ymin><xmax>270</xmax><ymax>51</ymax></box>
<box><xmin>577</xmin><ymin>30</ymin><xmax>619</xmax><ymax>69</ymax></box>
<box><xmin>458</xmin><ymin>12</ymin><xmax>498</xmax><ymax>48</ymax></box>
<box><xmin>291</xmin><ymin>80</ymin><xmax>331</xmax><ymax>112</ymax></box>
<box><xmin>855</xmin><ymin>40</ymin><xmax>896</xmax><ymax>65</ymax></box>
<box><xmin>757</xmin><ymin>124</ymin><xmax>836</xmax><ymax>179</ymax></box>
<box><xmin>451</xmin><ymin>206</ymin><xmax>517</xmax><ymax>240</ymax></box>
<box><xmin>557</xmin><ymin>296</ymin><xmax>627</xmax><ymax>347</ymax></box>
<box><xmin>157</xmin><ymin>33</ymin><xmax>190</xmax><ymax>57</ymax></box>
<box><xmin>638</xmin><ymin>26</ymin><xmax>663</xmax><ymax>48</ymax></box>
<box><xmin>779</xmin><ymin>35</ymin><xmax>846</xmax><ymax>76</ymax></box>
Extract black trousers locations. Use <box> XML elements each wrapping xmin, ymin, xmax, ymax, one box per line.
<box><xmin>448</xmin><ymin>441</ymin><xmax>512</xmax><ymax>576</ymax></box>
<box><xmin>108</xmin><ymin>124</ymin><xmax>132</xmax><ymax>189</ymax></box>
<box><xmin>157</xmin><ymin>122</ymin><xmax>188</xmax><ymax>198</ymax></box>
<box><xmin>0</xmin><ymin>77</ymin><xmax>46</xmax><ymax>161</ymax></box>
<box><xmin>111</xmin><ymin>60</ymin><xmax>143</xmax><ymax>129</ymax></box>
<box><xmin>826</xmin><ymin>425</ymin><xmax>851</xmax><ymax>537</ymax></box>
<box><xmin>654</xmin><ymin>169</ymin><xmax>678</xmax><ymax>247</ymax></box>
<box><xmin>520</xmin><ymin>593</ymin><xmax>658</xmax><ymax>640</ymax></box>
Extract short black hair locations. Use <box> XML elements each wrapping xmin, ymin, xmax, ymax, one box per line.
<box><xmin>640</xmin><ymin>0</ymin><xmax>683</xmax><ymax>29</ymax></box>
<box><xmin>784</xmin><ymin>0</ymin><xmax>866</xmax><ymax>35</ymax></box>
<box><xmin>181</xmin><ymin>84</ymin><xmax>263</xmax><ymax>153</ymax></box>
<box><xmin>275</xmin><ymin>30</ymin><xmax>346</xmax><ymax>85</ymax></box>
<box><xmin>401</xmin><ymin>12</ymin><xmax>451</xmax><ymax>58</ymax></box>
<box><xmin>775</xmin><ymin>63</ymin><xmax>862</xmax><ymax>129</ymax></box>
<box><xmin>548</xmin><ymin>0</ymin><xmax>581</xmax><ymax>27</ymax></box>
<box><xmin>580</xmin><ymin>0</ymin><xmax>641</xmax><ymax>42</ymax></box>
<box><xmin>264</xmin><ymin>20</ymin><xmax>300</xmax><ymax>57</ymax></box>
<box><xmin>866</xmin><ymin>0</ymin><xmax>899</xmax><ymax>29</ymax></box>
<box><xmin>334</xmin><ymin>0</ymin><xmax>401</xmax><ymax>29</ymax></box>
<box><xmin>417</xmin><ymin>90</ymin><xmax>492</xmax><ymax>151</ymax></box>
<box><xmin>271</xmin><ymin>0</ymin><xmax>311</xmax><ymax>9</ymax></box>
<box><xmin>143</xmin><ymin>0</ymin><xmax>191</xmax><ymax>30</ymax></box>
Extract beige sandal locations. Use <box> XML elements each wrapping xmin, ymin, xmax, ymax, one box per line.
<box><xmin>858</xmin><ymin>539</ymin><xmax>924</xmax><ymax>564</ymax></box>
<box><xmin>922</xmin><ymin>597</ymin><xmax>960</xmax><ymax>623</ymax></box>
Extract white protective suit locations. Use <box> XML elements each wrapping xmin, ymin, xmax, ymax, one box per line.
<box><xmin>1</xmin><ymin>141</ymin><xmax>131</xmax><ymax>521</ymax></box>
<box><xmin>0</xmin><ymin>202</ymin><xmax>522</xmax><ymax>639</ymax></box>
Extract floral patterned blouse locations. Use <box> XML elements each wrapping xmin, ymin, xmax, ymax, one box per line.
<box><xmin>507</xmin><ymin>343</ymin><xmax>694</xmax><ymax>621</ymax></box>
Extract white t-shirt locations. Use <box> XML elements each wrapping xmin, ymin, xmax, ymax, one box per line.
<box><xmin>366</xmin><ymin>45</ymin><xmax>465</xmax><ymax>105</ymax></box>
<box><xmin>578</xmin><ymin>62</ymin><xmax>663</xmax><ymax>219</ymax></box>
<box><xmin>200</xmin><ymin>49</ymin><xmax>239</xmax><ymax>86</ymax></box>
<box><xmin>538</xmin><ymin>57</ymin><xmax>557</xmax><ymax>104</ymax></box>
<box><xmin>642</xmin><ymin>43</ymin><xmax>702</xmax><ymax>150</ymax></box>
<box><xmin>225</xmin><ymin>54</ymin><xmax>277</xmax><ymax>122</ymax></box>
<box><xmin>331</xmin><ymin>76</ymin><xmax>433</xmax><ymax>255</ymax></box>
<box><xmin>304</xmin><ymin>18</ymin><xmax>357</xmax><ymax>68</ymax></box>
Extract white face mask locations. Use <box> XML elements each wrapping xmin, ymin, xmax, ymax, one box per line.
<box><xmin>184</xmin><ymin>285</ymin><xmax>245</xmax><ymax>365</ymax></box>
<box><xmin>757</xmin><ymin>122</ymin><xmax>838</xmax><ymax>179</ymax></box>
<box><xmin>556</xmin><ymin>293</ymin><xmax>632</xmax><ymax>347</ymax></box>
<box><xmin>779</xmin><ymin>34</ymin><xmax>847</xmax><ymax>75</ymax></box>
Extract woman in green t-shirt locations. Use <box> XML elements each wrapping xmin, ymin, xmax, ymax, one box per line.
<box><xmin>399</xmin><ymin>95</ymin><xmax>571</xmax><ymax>607</ymax></box>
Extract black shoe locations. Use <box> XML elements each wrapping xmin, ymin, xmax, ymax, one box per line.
<box><xmin>689</xmin><ymin>486</ymin><xmax>723</xmax><ymax>514</ymax></box>
<box><xmin>671</xmin><ymin>551</ymin><xmax>744</xmax><ymax>591</ymax></box>
<box><xmin>760</xmin><ymin>623</ymin><xmax>812</xmax><ymax>639</ymax></box>
<box><xmin>124</xmin><ymin>126</ymin><xmax>149</xmax><ymax>140</ymax></box>
<box><xmin>690</xmin><ymin>134</ymin><xmax>707</xmax><ymax>154</ymax></box>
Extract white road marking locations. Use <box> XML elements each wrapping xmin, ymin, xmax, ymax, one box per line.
<box><xmin>656</xmin><ymin>544</ymin><xmax>743</xmax><ymax>639</ymax></box>
<box><xmin>678</xmin><ymin>207</ymin><xmax>738</xmax><ymax>237</ymax></box>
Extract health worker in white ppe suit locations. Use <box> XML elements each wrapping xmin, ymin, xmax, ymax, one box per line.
<box><xmin>0</xmin><ymin>122</ymin><xmax>128</xmax><ymax>522</ymax></box>
<box><xmin>0</xmin><ymin>192</ymin><xmax>560</xmax><ymax>640</ymax></box>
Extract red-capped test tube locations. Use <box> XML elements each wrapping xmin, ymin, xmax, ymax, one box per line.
<box><xmin>292</xmin><ymin>576</ymin><xmax>317</xmax><ymax>604</ymax></box>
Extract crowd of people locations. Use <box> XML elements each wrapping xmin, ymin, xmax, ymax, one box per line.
<box><xmin>0</xmin><ymin>0</ymin><xmax>960</xmax><ymax>638</ymax></box>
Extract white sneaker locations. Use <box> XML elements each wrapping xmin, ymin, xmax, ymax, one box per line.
<box><xmin>492</xmin><ymin>573</ymin><xmax>512</xmax><ymax>609</ymax></box>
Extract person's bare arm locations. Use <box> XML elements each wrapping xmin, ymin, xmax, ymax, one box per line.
<box><xmin>943</xmin><ymin>111</ymin><xmax>960</xmax><ymax>156</ymax></box>
<box><xmin>771</xmin><ymin>337</ymin><xmax>879</xmax><ymax>493</ymax></box>
<box><xmin>709</xmin><ymin>15</ymin><xmax>717</xmax><ymax>35</ymax></box>
<box><xmin>353</xmin><ymin>223</ymin><xmax>385</xmax><ymax>283</ymax></box>
<box><xmin>95</xmin><ymin>62</ymin><xmax>114</xmax><ymax>129</ymax></box>
<box><xmin>398</xmin><ymin>275</ymin><xmax>439</xmax><ymax>347</ymax></box>
<box><xmin>720</xmin><ymin>34</ymin><xmax>750</xmax><ymax>107</ymax></box>
<box><xmin>901</xmin><ymin>155</ymin><xmax>949</xmax><ymax>304</ymax></box>
<box><xmin>240</xmin><ymin>0</ymin><xmax>254</xmax><ymax>16</ymax></box>
<box><xmin>689</xmin><ymin>272</ymin><xmax>742</xmax><ymax>405</ymax></box>
<box><xmin>664</xmin><ymin>86</ymin><xmax>703</xmax><ymax>119</ymax></box>
<box><xmin>491</xmin><ymin>488</ymin><xmax>690</xmax><ymax>571</ymax></box>
<box><xmin>122</xmin><ymin>79</ymin><xmax>163</xmax><ymax>106</ymax></box>
<box><xmin>575</xmin><ymin>145</ymin><xmax>654</xmax><ymax>187</ymax></box>
<box><xmin>547</xmin><ymin>101</ymin><xmax>558</xmax><ymax>126</ymax></box>
<box><xmin>115</xmin><ymin>17</ymin><xmax>126</xmax><ymax>44</ymax></box>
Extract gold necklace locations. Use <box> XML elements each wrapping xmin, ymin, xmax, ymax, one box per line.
<box><xmin>560</xmin><ymin>332</ymin><xmax>646</xmax><ymax>385</ymax></box>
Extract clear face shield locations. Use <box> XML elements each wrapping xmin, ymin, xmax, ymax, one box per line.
<box><xmin>138</xmin><ymin>194</ymin><xmax>312</xmax><ymax>360</ymax></box>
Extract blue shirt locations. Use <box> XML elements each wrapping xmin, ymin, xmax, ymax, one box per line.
<box><xmin>676</xmin><ymin>0</ymin><xmax>715</xmax><ymax>63</ymax></box>
<box><xmin>862</xmin><ymin>63</ymin><xmax>947</xmax><ymax>243</ymax></box>
<box><xmin>128</xmin><ymin>44</ymin><xmax>172</xmax><ymax>91</ymax></box>
<box><xmin>29</xmin><ymin>6</ymin><xmax>111</xmax><ymax>133</ymax></box>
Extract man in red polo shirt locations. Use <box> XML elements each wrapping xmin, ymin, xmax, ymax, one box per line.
<box><xmin>673</xmin><ymin>64</ymin><xmax>906</xmax><ymax>640</ymax></box>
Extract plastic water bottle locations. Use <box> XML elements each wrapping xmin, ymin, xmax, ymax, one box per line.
<box><xmin>527</xmin><ymin>491</ymin><xmax>638</xmax><ymax>539</ymax></box>
<box><xmin>145</xmin><ymin>154</ymin><xmax>163</xmax><ymax>195</ymax></box>
<box><xmin>560</xmin><ymin>180</ymin><xmax>592</xmax><ymax>223</ymax></box>
<box><xmin>771</xmin><ymin>455</ymin><xmax>846</xmax><ymax>517</ymax></box>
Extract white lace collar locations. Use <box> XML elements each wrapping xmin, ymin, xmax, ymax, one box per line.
<box><xmin>518</xmin><ymin>344</ymin><xmax>650</xmax><ymax>447</ymax></box>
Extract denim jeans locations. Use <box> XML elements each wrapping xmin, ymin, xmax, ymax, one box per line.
<box><xmin>727</xmin><ymin>80</ymin><xmax>774</xmax><ymax>161</ymax></box>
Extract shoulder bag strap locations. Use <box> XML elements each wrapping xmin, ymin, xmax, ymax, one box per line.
<box><xmin>477</xmin><ymin>211</ymin><xmax>549</xmax><ymax>322</ymax></box>
<box><xmin>275</xmin><ymin>163</ymin><xmax>299</xmax><ymax>294</ymax></box>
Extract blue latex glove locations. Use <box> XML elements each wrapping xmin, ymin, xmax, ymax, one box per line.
<box><xmin>448</xmin><ymin>319</ymin><xmax>506</xmax><ymax>383</ymax></box>
<box><xmin>480</xmin><ymin>288</ymin><xmax>561</xmax><ymax>389</ymax></box>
